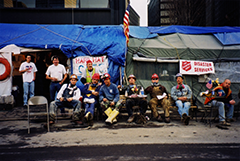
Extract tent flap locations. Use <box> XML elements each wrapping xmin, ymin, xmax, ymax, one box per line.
<box><xmin>148</xmin><ymin>25</ymin><xmax>240</xmax><ymax>35</ymax></box>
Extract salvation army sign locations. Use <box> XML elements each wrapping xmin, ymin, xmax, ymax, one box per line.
<box><xmin>180</xmin><ymin>60</ymin><xmax>215</xmax><ymax>75</ymax></box>
<box><xmin>72</xmin><ymin>56</ymin><xmax>108</xmax><ymax>76</ymax></box>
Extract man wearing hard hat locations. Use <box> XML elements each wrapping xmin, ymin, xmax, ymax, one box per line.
<box><xmin>145</xmin><ymin>73</ymin><xmax>171</xmax><ymax>123</ymax></box>
<box><xmin>119</xmin><ymin>74</ymin><xmax>148</xmax><ymax>123</ymax></box>
<box><xmin>49</xmin><ymin>74</ymin><xmax>82</xmax><ymax>125</ymax></box>
<box><xmin>82</xmin><ymin>73</ymin><xmax>101</xmax><ymax>126</ymax></box>
<box><xmin>99</xmin><ymin>73</ymin><xmax>121</xmax><ymax>124</ymax></box>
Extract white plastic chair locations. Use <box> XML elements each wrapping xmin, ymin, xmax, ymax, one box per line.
<box><xmin>27</xmin><ymin>96</ymin><xmax>49</xmax><ymax>133</ymax></box>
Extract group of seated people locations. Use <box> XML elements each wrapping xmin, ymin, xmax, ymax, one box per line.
<box><xmin>48</xmin><ymin>70</ymin><xmax>236</xmax><ymax>128</ymax></box>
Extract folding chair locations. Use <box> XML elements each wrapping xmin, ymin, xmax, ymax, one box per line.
<box><xmin>27</xmin><ymin>96</ymin><xmax>49</xmax><ymax>134</ymax></box>
<box><xmin>198</xmin><ymin>96</ymin><xmax>220</xmax><ymax>127</ymax></box>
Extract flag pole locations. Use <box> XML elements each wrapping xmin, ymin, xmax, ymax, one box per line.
<box><xmin>123</xmin><ymin>2</ymin><xmax>130</xmax><ymax>86</ymax></box>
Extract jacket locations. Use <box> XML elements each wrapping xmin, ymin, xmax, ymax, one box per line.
<box><xmin>171</xmin><ymin>83</ymin><xmax>192</xmax><ymax>101</ymax></box>
<box><xmin>145</xmin><ymin>84</ymin><xmax>169</xmax><ymax>99</ymax></box>
<box><xmin>204</xmin><ymin>83</ymin><xmax>232</xmax><ymax>105</ymax></box>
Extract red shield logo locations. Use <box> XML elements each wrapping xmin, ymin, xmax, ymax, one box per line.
<box><xmin>182</xmin><ymin>61</ymin><xmax>191</xmax><ymax>71</ymax></box>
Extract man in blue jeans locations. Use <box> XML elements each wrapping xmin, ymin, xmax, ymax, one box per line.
<box><xmin>204</xmin><ymin>79</ymin><xmax>235</xmax><ymax>126</ymax></box>
<box><xmin>171</xmin><ymin>73</ymin><xmax>192</xmax><ymax>125</ymax></box>
<box><xmin>49</xmin><ymin>74</ymin><xmax>82</xmax><ymax>125</ymax></box>
<box><xmin>45</xmin><ymin>55</ymin><xmax>67</xmax><ymax>102</ymax></box>
<box><xmin>82</xmin><ymin>73</ymin><xmax>101</xmax><ymax>126</ymax></box>
<box><xmin>19</xmin><ymin>54</ymin><xmax>38</xmax><ymax>107</ymax></box>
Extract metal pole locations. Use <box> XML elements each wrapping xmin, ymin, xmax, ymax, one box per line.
<box><xmin>119</xmin><ymin>66</ymin><xmax>122</xmax><ymax>86</ymax></box>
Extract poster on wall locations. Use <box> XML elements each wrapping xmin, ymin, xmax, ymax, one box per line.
<box><xmin>180</xmin><ymin>60</ymin><xmax>215</xmax><ymax>75</ymax></box>
<box><xmin>72</xmin><ymin>55</ymin><xmax>108</xmax><ymax>77</ymax></box>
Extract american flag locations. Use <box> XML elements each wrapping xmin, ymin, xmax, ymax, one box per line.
<box><xmin>123</xmin><ymin>4</ymin><xmax>130</xmax><ymax>45</ymax></box>
<box><xmin>206</xmin><ymin>80</ymin><xmax>213</xmax><ymax>89</ymax></box>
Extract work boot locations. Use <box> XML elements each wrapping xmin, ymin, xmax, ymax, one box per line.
<box><xmin>105</xmin><ymin>109</ymin><xmax>119</xmax><ymax>124</ymax></box>
<box><xmin>84</xmin><ymin>112</ymin><xmax>91</xmax><ymax>121</ymax></box>
<box><xmin>181</xmin><ymin>117</ymin><xmax>184</xmax><ymax>123</ymax></box>
<box><xmin>87</xmin><ymin>112</ymin><xmax>93</xmax><ymax>121</ymax></box>
<box><xmin>87</xmin><ymin>113</ymin><xmax>93</xmax><ymax>126</ymax></box>
<box><xmin>216</xmin><ymin>124</ymin><xmax>229</xmax><ymax>130</ymax></box>
<box><xmin>127</xmin><ymin>115</ymin><xmax>135</xmax><ymax>123</ymax></box>
<box><xmin>136</xmin><ymin>114</ymin><xmax>146</xmax><ymax>124</ymax></box>
<box><xmin>88</xmin><ymin>118</ymin><xmax>94</xmax><ymax>126</ymax></box>
<box><xmin>165</xmin><ymin>117</ymin><xmax>171</xmax><ymax>123</ymax></box>
<box><xmin>157</xmin><ymin>115</ymin><xmax>163</xmax><ymax>122</ymax></box>
<box><xmin>219</xmin><ymin>121</ymin><xmax>231</xmax><ymax>126</ymax></box>
<box><xmin>104</xmin><ymin>108</ymin><xmax>117</xmax><ymax>123</ymax></box>
<box><xmin>182</xmin><ymin>113</ymin><xmax>190</xmax><ymax>125</ymax></box>
<box><xmin>185</xmin><ymin>116</ymin><xmax>190</xmax><ymax>125</ymax></box>
<box><xmin>226</xmin><ymin>118</ymin><xmax>235</xmax><ymax>123</ymax></box>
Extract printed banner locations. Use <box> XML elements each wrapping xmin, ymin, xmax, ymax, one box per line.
<box><xmin>72</xmin><ymin>56</ymin><xmax>108</xmax><ymax>76</ymax></box>
<box><xmin>180</xmin><ymin>60</ymin><xmax>215</xmax><ymax>75</ymax></box>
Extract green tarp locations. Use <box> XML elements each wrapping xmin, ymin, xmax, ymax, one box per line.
<box><xmin>126</xmin><ymin>33</ymin><xmax>240</xmax><ymax>106</ymax></box>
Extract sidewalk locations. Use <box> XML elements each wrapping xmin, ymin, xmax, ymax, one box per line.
<box><xmin>0</xmin><ymin>106</ymin><xmax>240</xmax><ymax>148</ymax></box>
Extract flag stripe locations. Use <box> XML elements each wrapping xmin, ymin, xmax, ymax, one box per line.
<box><xmin>123</xmin><ymin>4</ymin><xmax>130</xmax><ymax>45</ymax></box>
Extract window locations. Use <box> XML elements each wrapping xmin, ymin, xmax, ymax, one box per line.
<box><xmin>37</xmin><ymin>0</ymin><xmax>75</xmax><ymax>8</ymax></box>
<box><xmin>0</xmin><ymin>0</ymin><xmax>36</xmax><ymax>8</ymax></box>
<box><xmin>80</xmin><ymin>0</ymin><xmax>109</xmax><ymax>8</ymax></box>
<box><xmin>1</xmin><ymin>0</ymin><xmax>109</xmax><ymax>8</ymax></box>
<box><xmin>17</xmin><ymin>0</ymin><xmax>35</xmax><ymax>8</ymax></box>
<box><xmin>49</xmin><ymin>0</ymin><xmax>64</xmax><ymax>8</ymax></box>
<box><xmin>1</xmin><ymin>0</ymin><xmax>13</xmax><ymax>7</ymax></box>
<box><xmin>65</xmin><ymin>0</ymin><xmax>79</xmax><ymax>8</ymax></box>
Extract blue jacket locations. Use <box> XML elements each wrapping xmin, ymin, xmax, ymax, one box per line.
<box><xmin>171</xmin><ymin>83</ymin><xmax>192</xmax><ymax>101</ymax></box>
<box><xmin>82</xmin><ymin>84</ymin><xmax>101</xmax><ymax>100</ymax></box>
<box><xmin>99</xmin><ymin>83</ymin><xmax>119</xmax><ymax>103</ymax></box>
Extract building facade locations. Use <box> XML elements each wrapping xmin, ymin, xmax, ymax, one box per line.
<box><xmin>0</xmin><ymin>0</ymin><xmax>139</xmax><ymax>25</ymax></box>
<box><xmin>148</xmin><ymin>0</ymin><xmax>240</xmax><ymax>26</ymax></box>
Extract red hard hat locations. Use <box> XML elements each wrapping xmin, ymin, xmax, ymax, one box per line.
<box><xmin>102</xmin><ymin>73</ymin><xmax>111</xmax><ymax>80</ymax></box>
<box><xmin>151</xmin><ymin>73</ymin><xmax>159</xmax><ymax>79</ymax></box>
<box><xmin>86</xmin><ymin>60</ymin><xmax>92</xmax><ymax>64</ymax></box>
<box><xmin>92</xmin><ymin>73</ymin><xmax>100</xmax><ymax>80</ymax></box>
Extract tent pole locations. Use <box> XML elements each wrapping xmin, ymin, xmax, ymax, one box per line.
<box><xmin>119</xmin><ymin>66</ymin><xmax>122</xmax><ymax>87</ymax></box>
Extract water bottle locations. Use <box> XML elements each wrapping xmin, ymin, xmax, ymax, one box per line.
<box><xmin>125</xmin><ymin>90</ymin><xmax>128</xmax><ymax>97</ymax></box>
<box><xmin>212</xmin><ymin>90</ymin><xmax>215</xmax><ymax>96</ymax></box>
<box><xmin>140</xmin><ymin>87</ymin><xmax>144</xmax><ymax>95</ymax></box>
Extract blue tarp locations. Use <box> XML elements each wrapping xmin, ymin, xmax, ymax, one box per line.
<box><xmin>148</xmin><ymin>25</ymin><xmax>240</xmax><ymax>45</ymax></box>
<box><xmin>129</xmin><ymin>26</ymin><xmax>158</xmax><ymax>39</ymax></box>
<box><xmin>214</xmin><ymin>32</ymin><xmax>240</xmax><ymax>45</ymax></box>
<box><xmin>0</xmin><ymin>23</ymin><xmax>126</xmax><ymax>85</ymax></box>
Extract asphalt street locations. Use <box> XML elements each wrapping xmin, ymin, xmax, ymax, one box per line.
<box><xmin>1</xmin><ymin>106</ymin><xmax>240</xmax><ymax>161</ymax></box>
<box><xmin>1</xmin><ymin>144</ymin><xmax>240</xmax><ymax>161</ymax></box>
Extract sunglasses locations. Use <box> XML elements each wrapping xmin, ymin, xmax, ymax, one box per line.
<box><xmin>152</xmin><ymin>78</ymin><xmax>158</xmax><ymax>80</ymax></box>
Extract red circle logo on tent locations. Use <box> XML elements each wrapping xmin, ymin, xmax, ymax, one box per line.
<box><xmin>182</xmin><ymin>61</ymin><xmax>191</xmax><ymax>72</ymax></box>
